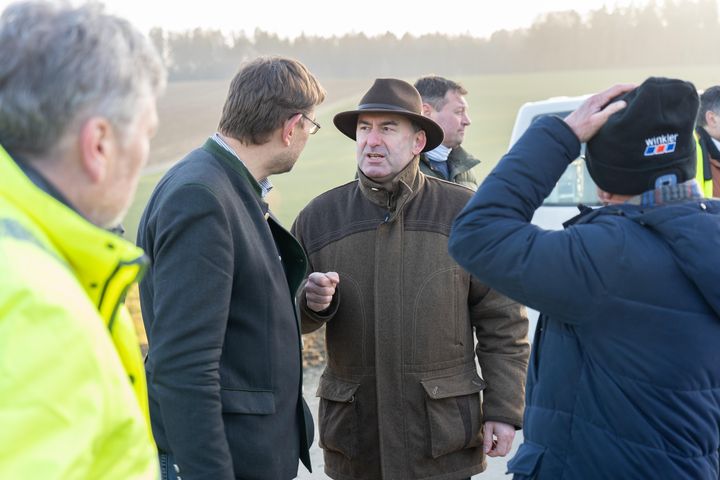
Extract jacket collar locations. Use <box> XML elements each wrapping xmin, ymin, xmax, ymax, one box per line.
<box><xmin>202</xmin><ymin>138</ymin><xmax>271</xmax><ymax>216</ymax></box>
<box><xmin>420</xmin><ymin>145</ymin><xmax>480</xmax><ymax>177</ymax></box>
<box><xmin>629</xmin><ymin>179</ymin><xmax>703</xmax><ymax>207</ymax></box>
<box><xmin>0</xmin><ymin>144</ymin><xmax>147</xmax><ymax>319</ymax></box>
<box><xmin>210</xmin><ymin>133</ymin><xmax>274</xmax><ymax>197</ymax></box>
<box><xmin>563</xmin><ymin>180</ymin><xmax>705</xmax><ymax>228</ymax></box>
<box><xmin>697</xmin><ymin>126</ymin><xmax>720</xmax><ymax>160</ymax></box>
<box><xmin>12</xmin><ymin>153</ymin><xmax>77</xmax><ymax>211</ymax></box>
<box><xmin>448</xmin><ymin>146</ymin><xmax>481</xmax><ymax>169</ymax></box>
<box><xmin>202</xmin><ymin>138</ymin><xmax>264</xmax><ymax>199</ymax></box>
<box><xmin>358</xmin><ymin>157</ymin><xmax>424</xmax><ymax>216</ymax></box>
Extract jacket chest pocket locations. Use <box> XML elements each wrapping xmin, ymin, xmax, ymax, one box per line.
<box><xmin>421</xmin><ymin>370</ymin><xmax>486</xmax><ymax>459</ymax></box>
<box><xmin>317</xmin><ymin>375</ymin><xmax>360</xmax><ymax>459</ymax></box>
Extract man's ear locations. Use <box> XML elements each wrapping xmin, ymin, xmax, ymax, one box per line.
<box><xmin>79</xmin><ymin>116</ymin><xmax>113</xmax><ymax>183</ymax></box>
<box><xmin>421</xmin><ymin>103</ymin><xmax>433</xmax><ymax>116</ymax></box>
<box><xmin>597</xmin><ymin>187</ymin><xmax>612</xmax><ymax>204</ymax></box>
<box><xmin>707</xmin><ymin>110</ymin><xmax>719</xmax><ymax>128</ymax></box>
<box><xmin>282</xmin><ymin>113</ymin><xmax>303</xmax><ymax>146</ymax></box>
<box><xmin>412</xmin><ymin>130</ymin><xmax>427</xmax><ymax>156</ymax></box>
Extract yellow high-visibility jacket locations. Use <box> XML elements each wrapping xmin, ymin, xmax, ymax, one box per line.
<box><xmin>0</xmin><ymin>145</ymin><xmax>157</xmax><ymax>479</ymax></box>
<box><xmin>696</xmin><ymin>133</ymin><xmax>714</xmax><ymax>197</ymax></box>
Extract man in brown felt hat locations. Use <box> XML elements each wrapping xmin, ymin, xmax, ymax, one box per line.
<box><xmin>291</xmin><ymin>78</ymin><xmax>529</xmax><ymax>480</ymax></box>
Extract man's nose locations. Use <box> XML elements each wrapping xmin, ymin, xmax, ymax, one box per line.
<box><xmin>366</xmin><ymin>128</ymin><xmax>382</xmax><ymax>146</ymax></box>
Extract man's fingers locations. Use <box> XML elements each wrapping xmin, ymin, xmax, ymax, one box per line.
<box><xmin>307</xmin><ymin>273</ymin><xmax>338</xmax><ymax>296</ymax></box>
<box><xmin>596</xmin><ymin>82</ymin><xmax>636</xmax><ymax>106</ymax></box>
<box><xmin>308</xmin><ymin>271</ymin><xmax>340</xmax><ymax>288</ymax></box>
<box><xmin>492</xmin><ymin>433</ymin><xmax>513</xmax><ymax>457</ymax></box>
<box><xmin>326</xmin><ymin>271</ymin><xmax>340</xmax><ymax>285</ymax></box>
<box><xmin>584</xmin><ymin>83</ymin><xmax>635</xmax><ymax>115</ymax></box>
<box><xmin>306</xmin><ymin>284</ymin><xmax>336</xmax><ymax>296</ymax></box>
<box><xmin>306</xmin><ymin>291</ymin><xmax>333</xmax><ymax>304</ymax></box>
<box><xmin>305</xmin><ymin>272</ymin><xmax>339</xmax><ymax>312</ymax></box>
<box><xmin>586</xmin><ymin>83</ymin><xmax>634</xmax><ymax>124</ymax></box>
<box><xmin>307</xmin><ymin>300</ymin><xmax>331</xmax><ymax>312</ymax></box>
<box><xmin>306</xmin><ymin>289</ymin><xmax>333</xmax><ymax>312</ymax></box>
<box><xmin>599</xmin><ymin>99</ymin><xmax>628</xmax><ymax>120</ymax></box>
<box><xmin>482</xmin><ymin>424</ymin><xmax>494</xmax><ymax>454</ymax></box>
<box><xmin>565</xmin><ymin>83</ymin><xmax>636</xmax><ymax>143</ymax></box>
<box><xmin>483</xmin><ymin>421</ymin><xmax>516</xmax><ymax>457</ymax></box>
<box><xmin>308</xmin><ymin>272</ymin><xmax>333</xmax><ymax>287</ymax></box>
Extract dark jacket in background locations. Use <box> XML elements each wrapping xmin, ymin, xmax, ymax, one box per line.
<box><xmin>138</xmin><ymin>139</ymin><xmax>313</xmax><ymax>480</ymax></box>
<box><xmin>419</xmin><ymin>145</ymin><xmax>480</xmax><ymax>189</ymax></box>
<box><xmin>292</xmin><ymin>159</ymin><xmax>529</xmax><ymax>480</ymax></box>
<box><xmin>450</xmin><ymin>116</ymin><xmax>720</xmax><ymax>480</ymax></box>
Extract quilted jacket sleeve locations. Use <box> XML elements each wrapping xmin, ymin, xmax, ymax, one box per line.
<box><xmin>449</xmin><ymin>116</ymin><xmax>606</xmax><ymax>323</ymax></box>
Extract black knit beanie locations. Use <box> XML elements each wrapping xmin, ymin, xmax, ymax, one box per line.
<box><xmin>586</xmin><ymin>77</ymin><xmax>699</xmax><ymax>195</ymax></box>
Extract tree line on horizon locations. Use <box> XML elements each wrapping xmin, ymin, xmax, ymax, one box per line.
<box><xmin>149</xmin><ymin>0</ymin><xmax>720</xmax><ymax>81</ymax></box>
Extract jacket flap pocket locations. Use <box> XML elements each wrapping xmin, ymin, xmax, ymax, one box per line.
<box><xmin>221</xmin><ymin>388</ymin><xmax>275</xmax><ymax>415</ymax></box>
<box><xmin>506</xmin><ymin>441</ymin><xmax>546</xmax><ymax>476</ymax></box>
<box><xmin>421</xmin><ymin>370</ymin><xmax>486</xmax><ymax>400</ymax></box>
<box><xmin>316</xmin><ymin>375</ymin><xmax>360</xmax><ymax>402</ymax></box>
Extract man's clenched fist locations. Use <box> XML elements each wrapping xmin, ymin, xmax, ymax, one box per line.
<box><xmin>305</xmin><ymin>271</ymin><xmax>340</xmax><ymax>312</ymax></box>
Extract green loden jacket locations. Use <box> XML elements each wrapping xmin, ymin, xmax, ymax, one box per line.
<box><xmin>419</xmin><ymin>146</ymin><xmax>481</xmax><ymax>189</ymax></box>
<box><xmin>292</xmin><ymin>158</ymin><xmax>529</xmax><ymax>480</ymax></box>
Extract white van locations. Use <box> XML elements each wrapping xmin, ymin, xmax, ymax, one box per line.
<box><xmin>507</xmin><ymin>95</ymin><xmax>599</xmax><ymax>338</ymax></box>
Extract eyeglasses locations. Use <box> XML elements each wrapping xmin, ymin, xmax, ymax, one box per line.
<box><xmin>299</xmin><ymin>113</ymin><xmax>321</xmax><ymax>134</ymax></box>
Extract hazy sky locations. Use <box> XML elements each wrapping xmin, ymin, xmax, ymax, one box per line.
<box><xmin>0</xmin><ymin>0</ymin><xmax>668</xmax><ymax>38</ymax></box>
<box><xmin>102</xmin><ymin>0</ymin><xmax>651</xmax><ymax>38</ymax></box>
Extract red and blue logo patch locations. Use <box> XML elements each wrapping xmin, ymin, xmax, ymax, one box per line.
<box><xmin>644</xmin><ymin>143</ymin><xmax>676</xmax><ymax>156</ymax></box>
<box><xmin>644</xmin><ymin>133</ymin><xmax>678</xmax><ymax>157</ymax></box>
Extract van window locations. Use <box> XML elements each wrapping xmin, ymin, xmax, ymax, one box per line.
<box><xmin>529</xmin><ymin>112</ymin><xmax>601</xmax><ymax>207</ymax></box>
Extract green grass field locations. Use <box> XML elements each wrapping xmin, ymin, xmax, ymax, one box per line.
<box><xmin>123</xmin><ymin>66</ymin><xmax>720</xmax><ymax>242</ymax></box>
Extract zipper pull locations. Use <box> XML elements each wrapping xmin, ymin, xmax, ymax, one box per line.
<box><xmin>383</xmin><ymin>212</ymin><xmax>390</xmax><ymax>223</ymax></box>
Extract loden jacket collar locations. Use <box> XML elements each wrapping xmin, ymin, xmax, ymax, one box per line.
<box><xmin>357</xmin><ymin>157</ymin><xmax>425</xmax><ymax>219</ymax></box>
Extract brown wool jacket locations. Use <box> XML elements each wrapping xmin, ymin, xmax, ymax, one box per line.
<box><xmin>292</xmin><ymin>159</ymin><xmax>529</xmax><ymax>480</ymax></box>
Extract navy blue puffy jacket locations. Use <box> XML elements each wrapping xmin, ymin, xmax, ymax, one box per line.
<box><xmin>449</xmin><ymin>116</ymin><xmax>720</xmax><ymax>479</ymax></box>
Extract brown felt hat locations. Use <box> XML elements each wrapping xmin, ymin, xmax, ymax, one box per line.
<box><xmin>333</xmin><ymin>78</ymin><xmax>444</xmax><ymax>153</ymax></box>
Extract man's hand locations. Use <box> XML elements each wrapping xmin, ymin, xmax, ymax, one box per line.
<box><xmin>305</xmin><ymin>272</ymin><xmax>339</xmax><ymax>312</ymax></box>
<box><xmin>564</xmin><ymin>83</ymin><xmax>636</xmax><ymax>143</ymax></box>
<box><xmin>483</xmin><ymin>421</ymin><xmax>516</xmax><ymax>458</ymax></box>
